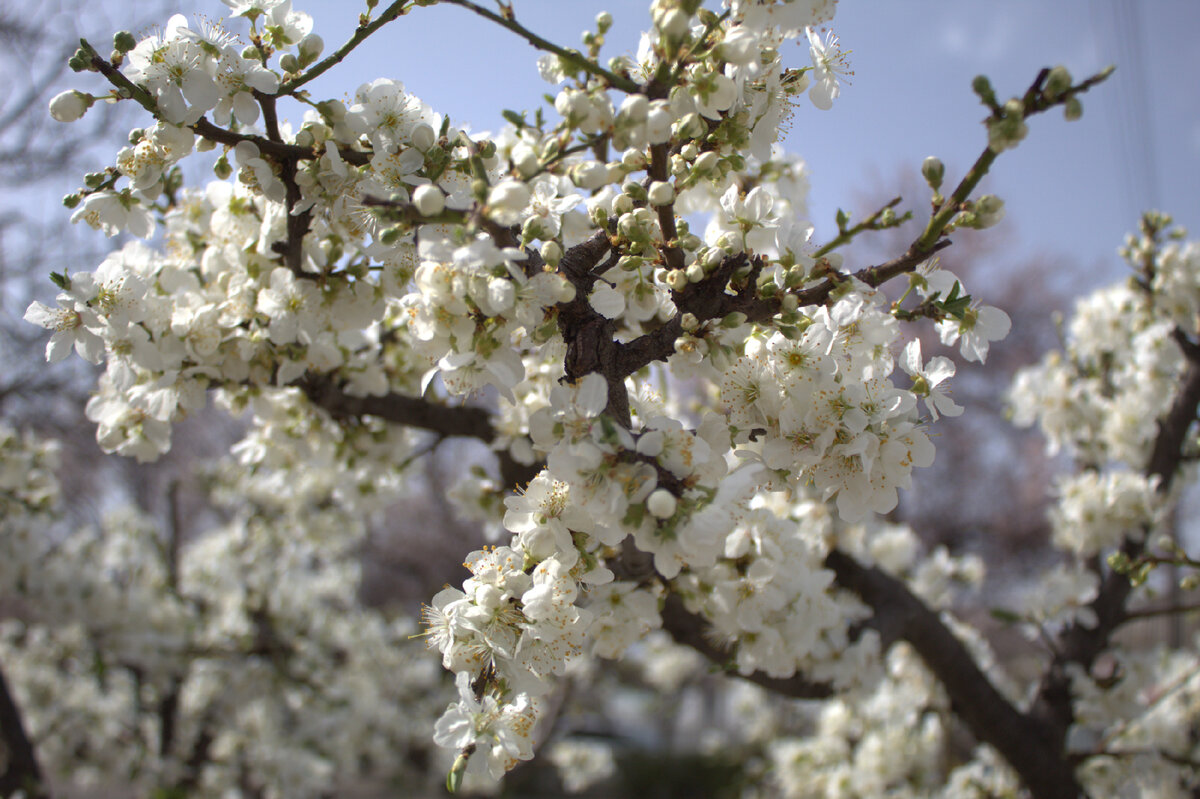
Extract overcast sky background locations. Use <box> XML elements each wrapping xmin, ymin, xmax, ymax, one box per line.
<box><xmin>295</xmin><ymin>0</ymin><xmax>1199</xmax><ymax>288</ymax></box>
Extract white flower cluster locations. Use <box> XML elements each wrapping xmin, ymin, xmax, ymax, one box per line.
<box><xmin>1011</xmin><ymin>281</ymin><xmax>1183</xmax><ymax>467</ymax></box>
<box><xmin>0</xmin><ymin>426</ymin><xmax>61</xmax><ymax>594</ymax></box>
<box><xmin>30</xmin><ymin>0</ymin><xmax>1134</xmax><ymax>792</ymax></box>
<box><xmin>1070</xmin><ymin>645</ymin><xmax>1200</xmax><ymax>797</ymax></box>
<box><xmin>1051</xmin><ymin>470</ymin><xmax>1164</xmax><ymax>556</ymax></box>
<box><xmin>0</xmin><ymin>444</ymin><xmax>448</xmax><ymax>797</ymax></box>
<box><xmin>721</xmin><ymin>287</ymin><xmax>937</xmax><ymax>521</ymax></box>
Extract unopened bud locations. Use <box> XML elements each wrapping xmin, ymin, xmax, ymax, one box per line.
<box><xmin>921</xmin><ymin>156</ymin><xmax>944</xmax><ymax>191</ymax></box>
<box><xmin>49</xmin><ymin>90</ymin><xmax>92</xmax><ymax>123</ymax></box>
<box><xmin>1043</xmin><ymin>65</ymin><xmax>1072</xmax><ymax>99</ymax></box>
<box><xmin>1063</xmin><ymin>96</ymin><xmax>1083</xmax><ymax>121</ymax></box>
<box><xmin>692</xmin><ymin>150</ymin><xmax>718</xmax><ymax>176</ymax></box>
<box><xmin>721</xmin><ymin>311</ymin><xmax>747</xmax><ymax>329</ymax></box>
<box><xmin>657</xmin><ymin>9</ymin><xmax>690</xmax><ymax>41</ymax></box>
<box><xmin>622</xmin><ymin>181</ymin><xmax>648</xmax><ymax>203</ymax></box>
<box><xmin>113</xmin><ymin>31</ymin><xmax>137</xmax><ymax>54</ymax></box>
<box><xmin>540</xmin><ymin>240</ymin><xmax>562</xmax><ymax>267</ymax></box>
<box><xmin>971</xmin><ymin>74</ymin><xmax>996</xmax><ymax>106</ymax></box>
<box><xmin>647</xmin><ymin>488</ymin><xmax>677</xmax><ymax>519</ymax></box>
<box><xmin>413</xmin><ymin>184</ymin><xmax>445</xmax><ymax>216</ymax></box>
<box><xmin>297</xmin><ymin>33</ymin><xmax>324</xmax><ymax>66</ymax></box>
<box><xmin>647</xmin><ymin>181</ymin><xmax>674</xmax><ymax>206</ymax></box>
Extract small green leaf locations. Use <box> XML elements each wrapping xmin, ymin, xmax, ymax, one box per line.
<box><xmin>502</xmin><ymin>109</ymin><xmax>526</xmax><ymax>129</ymax></box>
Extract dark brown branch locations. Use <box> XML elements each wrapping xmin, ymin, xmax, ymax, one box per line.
<box><xmin>554</xmin><ymin>232</ymin><xmax>633</xmax><ymax>426</ymax></box>
<box><xmin>0</xmin><ymin>660</ymin><xmax>49</xmax><ymax>799</ymax></box>
<box><xmin>648</xmin><ymin>142</ymin><xmax>683</xmax><ymax>273</ymax></box>
<box><xmin>259</xmin><ymin>94</ymin><xmax>314</xmax><ymax>275</ymax></box>
<box><xmin>659</xmin><ymin>593</ymin><xmax>831</xmax><ymax>699</ymax></box>
<box><xmin>300</xmin><ymin>376</ymin><xmax>539</xmax><ymax>489</ymax></box>
<box><xmin>825</xmin><ymin>549</ymin><xmax>1083</xmax><ymax>799</ymax></box>
<box><xmin>615</xmin><ymin>239</ymin><xmax>953</xmax><ymax>379</ymax></box>
<box><xmin>1120</xmin><ymin>601</ymin><xmax>1200</xmax><ymax>623</ymax></box>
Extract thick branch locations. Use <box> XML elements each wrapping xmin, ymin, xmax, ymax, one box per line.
<box><xmin>301</xmin><ymin>376</ymin><xmax>538</xmax><ymax>489</ymax></box>
<box><xmin>825</xmin><ymin>549</ymin><xmax>1083</xmax><ymax>799</ymax></box>
<box><xmin>0</xmin><ymin>660</ymin><xmax>49</xmax><ymax>799</ymax></box>
<box><xmin>659</xmin><ymin>594</ymin><xmax>831</xmax><ymax>699</ymax></box>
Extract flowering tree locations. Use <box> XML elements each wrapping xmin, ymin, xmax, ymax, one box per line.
<box><xmin>17</xmin><ymin>0</ymin><xmax>1200</xmax><ymax>797</ymax></box>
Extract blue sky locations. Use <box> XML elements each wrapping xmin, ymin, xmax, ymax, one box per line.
<box><xmin>300</xmin><ymin>0</ymin><xmax>1200</xmax><ymax>286</ymax></box>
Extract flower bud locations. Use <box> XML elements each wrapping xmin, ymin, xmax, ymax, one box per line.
<box><xmin>665</xmin><ymin>269</ymin><xmax>688</xmax><ymax>291</ymax></box>
<box><xmin>621</xmin><ymin>148</ymin><xmax>647</xmax><ymax>170</ymax></box>
<box><xmin>1063</xmin><ymin>96</ymin><xmax>1083</xmax><ymax>121</ymax></box>
<box><xmin>622</xmin><ymin>181</ymin><xmax>648</xmax><ymax>203</ymax></box>
<box><xmin>921</xmin><ymin>156</ymin><xmax>944</xmax><ymax>191</ymax></box>
<box><xmin>49</xmin><ymin>90</ymin><xmax>92</xmax><ymax>123</ymax></box>
<box><xmin>617</xmin><ymin>93</ymin><xmax>649</xmax><ymax>123</ymax></box>
<box><xmin>657</xmin><ymin>9</ymin><xmax>690</xmax><ymax>41</ymax></box>
<box><xmin>413</xmin><ymin>184</ymin><xmax>445</xmax><ymax>216</ymax></box>
<box><xmin>1043</xmin><ymin>65</ymin><xmax>1072</xmax><ymax>99</ymax></box>
<box><xmin>647</xmin><ymin>181</ymin><xmax>674</xmax><ymax>206</ymax></box>
<box><xmin>569</xmin><ymin>160</ymin><xmax>609</xmax><ymax>190</ymax></box>
<box><xmin>673</xmin><ymin>112</ymin><xmax>705</xmax><ymax>140</ymax></box>
<box><xmin>298</xmin><ymin>33</ymin><xmax>324</xmax><ymax>66</ymax></box>
<box><xmin>488</xmin><ymin>178</ymin><xmax>531</xmax><ymax>215</ymax></box>
<box><xmin>647</xmin><ymin>488</ymin><xmax>677</xmax><ymax>519</ymax></box>
<box><xmin>279</xmin><ymin>52</ymin><xmax>300</xmax><ymax>73</ymax></box>
<box><xmin>971</xmin><ymin>74</ymin><xmax>996</xmax><ymax>106</ymax></box>
<box><xmin>540</xmin><ymin>240</ymin><xmax>562</xmax><ymax>267</ymax></box>
<box><xmin>112</xmin><ymin>31</ymin><xmax>137</xmax><ymax>54</ymax></box>
<box><xmin>691</xmin><ymin>150</ymin><xmax>718</xmax><ymax>176</ymax></box>
<box><xmin>720</xmin><ymin>311</ymin><xmax>747</xmax><ymax>329</ymax></box>
<box><xmin>973</xmin><ymin>194</ymin><xmax>1005</xmax><ymax>228</ymax></box>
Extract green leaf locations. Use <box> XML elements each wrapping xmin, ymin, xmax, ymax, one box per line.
<box><xmin>501</xmin><ymin>109</ymin><xmax>526</xmax><ymax>129</ymax></box>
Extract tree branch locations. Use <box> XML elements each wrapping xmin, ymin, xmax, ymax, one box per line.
<box><xmin>825</xmin><ymin>548</ymin><xmax>1084</xmax><ymax>799</ymax></box>
<box><xmin>278</xmin><ymin>0</ymin><xmax>412</xmax><ymax>94</ymax></box>
<box><xmin>300</xmin><ymin>375</ymin><xmax>539</xmax><ymax>489</ymax></box>
<box><xmin>437</xmin><ymin>0</ymin><xmax>640</xmax><ymax>93</ymax></box>
<box><xmin>0</xmin><ymin>659</ymin><xmax>49</xmax><ymax>799</ymax></box>
<box><xmin>659</xmin><ymin>593</ymin><xmax>832</xmax><ymax>699</ymax></box>
<box><xmin>1029</xmin><ymin>343</ymin><xmax>1200</xmax><ymax>750</ymax></box>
